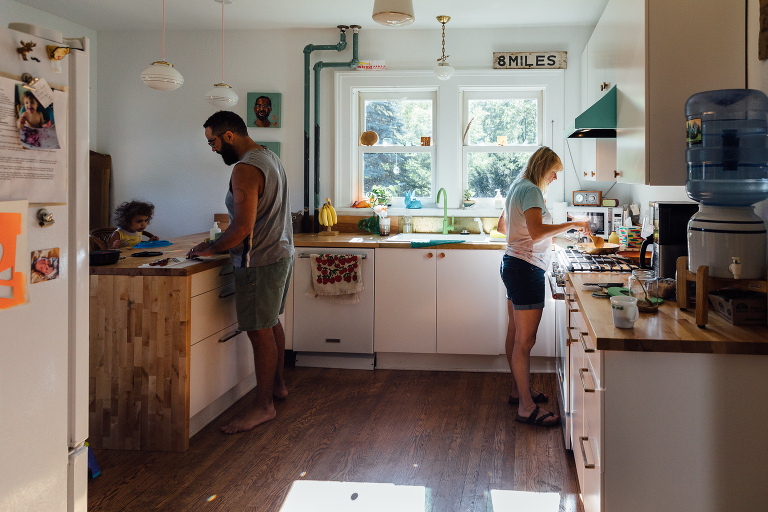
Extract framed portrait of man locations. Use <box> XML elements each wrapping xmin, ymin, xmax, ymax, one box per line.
<box><xmin>247</xmin><ymin>92</ymin><xmax>281</xmax><ymax>128</ymax></box>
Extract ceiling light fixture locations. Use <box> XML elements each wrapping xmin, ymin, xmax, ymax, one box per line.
<box><xmin>140</xmin><ymin>0</ymin><xmax>184</xmax><ymax>91</ymax></box>
<box><xmin>205</xmin><ymin>0</ymin><xmax>238</xmax><ymax>108</ymax></box>
<box><xmin>372</xmin><ymin>0</ymin><xmax>415</xmax><ymax>27</ymax></box>
<box><xmin>433</xmin><ymin>15</ymin><xmax>455</xmax><ymax>81</ymax></box>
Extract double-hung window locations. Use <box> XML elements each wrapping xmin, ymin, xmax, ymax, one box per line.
<box><xmin>335</xmin><ymin>70</ymin><xmax>564</xmax><ymax>212</ymax></box>
<box><xmin>462</xmin><ymin>89</ymin><xmax>543</xmax><ymax>204</ymax></box>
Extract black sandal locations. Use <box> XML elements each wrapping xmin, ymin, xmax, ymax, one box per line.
<box><xmin>515</xmin><ymin>405</ymin><xmax>559</xmax><ymax>427</ymax></box>
<box><xmin>508</xmin><ymin>389</ymin><xmax>548</xmax><ymax>405</ymax></box>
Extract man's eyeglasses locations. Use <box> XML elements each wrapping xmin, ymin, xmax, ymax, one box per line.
<box><xmin>207</xmin><ymin>131</ymin><xmax>228</xmax><ymax>147</ymax></box>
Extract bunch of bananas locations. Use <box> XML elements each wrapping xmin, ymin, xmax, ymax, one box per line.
<box><xmin>319</xmin><ymin>198</ymin><xmax>337</xmax><ymax>227</ymax></box>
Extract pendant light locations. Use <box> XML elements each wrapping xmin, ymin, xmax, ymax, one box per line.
<box><xmin>433</xmin><ymin>16</ymin><xmax>455</xmax><ymax>81</ymax></box>
<box><xmin>372</xmin><ymin>0</ymin><xmax>414</xmax><ymax>27</ymax></box>
<box><xmin>140</xmin><ymin>0</ymin><xmax>184</xmax><ymax>90</ymax></box>
<box><xmin>205</xmin><ymin>0</ymin><xmax>239</xmax><ymax>107</ymax></box>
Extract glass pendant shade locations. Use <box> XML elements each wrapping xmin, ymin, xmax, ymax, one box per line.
<box><xmin>141</xmin><ymin>61</ymin><xmax>184</xmax><ymax>90</ymax></box>
<box><xmin>205</xmin><ymin>83</ymin><xmax>239</xmax><ymax>107</ymax></box>
<box><xmin>372</xmin><ymin>0</ymin><xmax>414</xmax><ymax>26</ymax></box>
<box><xmin>433</xmin><ymin>62</ymin><xmax>455</xmax><ymax>80</ymax></box>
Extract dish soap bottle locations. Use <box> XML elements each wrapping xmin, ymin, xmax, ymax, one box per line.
<box><xmin>494</xmin><ymin>189</ymin><xmax>504</xmax><ymax>209</ymax></box>
<box><xmin>209</xmin><ymin>221</ymin><xmax>221</xmax><ymax>241</ymax></box>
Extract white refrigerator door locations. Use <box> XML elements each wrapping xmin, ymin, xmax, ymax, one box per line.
<box><xmin>0</xmin><ymin>26</ymin><xmax>89</xmax><ymax>512</ymax></box>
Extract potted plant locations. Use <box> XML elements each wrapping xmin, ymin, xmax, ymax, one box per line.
<box><xmin>462</xmin><ymin>188</ymin><xmax>476</xmax><ymax>209</ymax></box>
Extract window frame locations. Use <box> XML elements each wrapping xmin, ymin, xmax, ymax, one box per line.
<box><xmin>335</xmin><ymin>69</ymin><xmax>564</xmax><ymax>215</ymax></box>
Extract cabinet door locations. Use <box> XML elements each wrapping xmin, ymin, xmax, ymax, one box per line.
<box><xmin>436</xmin><ymin>250</ymin><xmax>501</xmax><ymax>355</ymax></box>
<box><xmin>374</xmin><ymin>248</ymin><xmax>436</xmax><ymax>353</ymax></box>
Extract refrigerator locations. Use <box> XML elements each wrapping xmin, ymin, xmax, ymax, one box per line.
<box><xmin>0</xmin><ymin>23</ymin><xmax>90</xmax><ymax>512</ymax></box>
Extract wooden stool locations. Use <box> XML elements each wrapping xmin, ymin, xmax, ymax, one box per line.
<box><xmin>676</xmin><ymin>256</ymin><xmax>768</xmax><ymax>328</ymax></box>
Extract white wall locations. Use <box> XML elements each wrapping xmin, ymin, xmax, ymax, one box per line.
<box><xmin>96</xmin><ymin>26</ymin><xmax>591</xmax><ymax>238</ymax></box>
<box><xmin>1</xmin><ymin>0</ymin><xmax>98</xmax><ymax>147</ymax></box>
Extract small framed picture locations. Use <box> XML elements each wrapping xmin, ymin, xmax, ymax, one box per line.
<box><xmin>256</xmin><ymin>141</ymin><xmax>281</xmax><ymax>157</ymax></box>
<box><xmin>247</xmin><ymin>92</ymin><xmax>281</xmax><ymax>128</ymax></box>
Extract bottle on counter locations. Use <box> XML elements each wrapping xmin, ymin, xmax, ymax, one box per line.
<box><xmin>209</xmin><ymin>221</ymin><xmax>221</xmax><ymax>241</ymax></box>
<box><xmin>403</xmin><ymin>213</ymin><xmax>412</xmax><ymax>233</ymax></box>
<box><xmin>608</xmin><ymin>231</ymin><xmax>620</xmax><ymax>245</ymax></box>
<box><xmin>494</xmin><ymin>189</ymin><xmax>504</xmax><ymax>209</ymax></box>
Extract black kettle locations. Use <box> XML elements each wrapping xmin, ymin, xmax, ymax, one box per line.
<box><xmin>639</xmin><ymin>234</ymin><xmax>655</xmax><ymax>269</ymax></box>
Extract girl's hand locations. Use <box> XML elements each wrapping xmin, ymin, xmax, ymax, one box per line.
<box><xmin>149</xmin><ymin>235</ymin><xmax>159</xmax><ymax>241</ymax></box>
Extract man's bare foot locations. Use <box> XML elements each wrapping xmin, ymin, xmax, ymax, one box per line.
<box><xmin>220</xmin><ymin>405</ymin><xmax>276</xmax><ymax>434</ymax></box>
<box><xmin>273</xmin><ymin>379</ymin><xmax>288</xmax><ymax>400</ymax></box>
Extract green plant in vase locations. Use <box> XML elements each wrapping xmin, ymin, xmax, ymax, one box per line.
<box><xmin>462</xmin><ymin>188</ymin><xmax>476</xmax><ymax>209</ymax></box>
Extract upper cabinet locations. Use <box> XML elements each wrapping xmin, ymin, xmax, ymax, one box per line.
<box><xmin>604</xmin><ymin>0</ymin><xmax>746</xmax><ymax>185</ymax></box>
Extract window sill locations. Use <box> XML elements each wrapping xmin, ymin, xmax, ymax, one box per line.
<box><xmin>336</xmin><ymin>207</ymin><xmax>502</xmax><ymax>218</ymax></box>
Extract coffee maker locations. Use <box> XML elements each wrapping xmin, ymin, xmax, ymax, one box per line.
<box><xmin>640</xmin><ymin>201</ymin><xmax>700</xmax><ymax>278</ymax></box>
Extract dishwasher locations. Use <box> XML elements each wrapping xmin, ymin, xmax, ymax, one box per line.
<box><xmin>292</xmin><ymin>247</ymin><xmax>375</xmax><ymax>369</ymax></box>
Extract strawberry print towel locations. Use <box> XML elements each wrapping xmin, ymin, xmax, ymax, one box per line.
<box><xmin>308</xmin><ymin>253</ymin><xmax>364</xmax><ymax>303</ymax></box>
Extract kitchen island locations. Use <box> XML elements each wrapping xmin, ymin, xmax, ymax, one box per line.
<box><xmin>566</xmin><ymin>272</ymin><xmax>768</xmax><ymax>512</ymax></box>
<box><xmin>89</xmin><ymin>233</ymin><xmax>255</xmax><ymax>452</ymax></box>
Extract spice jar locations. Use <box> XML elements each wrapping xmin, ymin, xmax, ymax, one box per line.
<box><xmin>628</xmin><ymin>269</ymin><xmax>659</xmax><ymax>312</ymax></box>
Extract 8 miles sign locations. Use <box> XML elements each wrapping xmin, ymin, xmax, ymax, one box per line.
<box><xmin>493</xmin><ymin>52</ymin><xmax>567</xmax><ymax>69</ymax></box>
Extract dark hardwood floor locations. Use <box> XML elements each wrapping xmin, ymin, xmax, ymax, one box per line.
<box><xmin>89</xmin><ymin>367</ymin><xmax>583</xmax><ymax>512</ymax></box>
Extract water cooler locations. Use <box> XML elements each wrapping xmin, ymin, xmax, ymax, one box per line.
<box><xmin>685</xmin><ymin>89</ymin><xmax>768</xmax><ymax>279</ymax></box>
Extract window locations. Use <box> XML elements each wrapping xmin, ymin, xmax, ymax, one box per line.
<box><xmin>359</xmin><ymin>91</ymin><xmax>436</xmax><ymax>198</ymax></box>
<box><xmin>335</xmin><ymin>70</ymin><xmax>564</xmax><ymax>212</ymax></box>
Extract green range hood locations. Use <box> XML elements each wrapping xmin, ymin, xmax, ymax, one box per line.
<box><xmin>565</xmin><ymin>85</ymin><xmax>616</xmax><ymax>138</ymax></box>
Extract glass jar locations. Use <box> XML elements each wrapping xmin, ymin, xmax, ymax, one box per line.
<box><xmin>628</xmin><ymin>269</ymin><xmax>659</xmax><ymax>312</ymax></box>
<box><xmin>403</xmin><ymin>214</ymin><xmax>412</xmax><ymax>233</ymax></box>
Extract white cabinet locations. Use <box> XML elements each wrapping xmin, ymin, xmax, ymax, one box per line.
<box><xmin>601</xmin><ymin>0</ymin><xmax>746</xmax><ymax>185</ymax></box>
<box><xmin>374</xmin><ymin>248</ymin><xmax>503</xmax><ymax>355</ymax></box>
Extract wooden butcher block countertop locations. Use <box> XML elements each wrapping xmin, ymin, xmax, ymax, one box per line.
<box><xmin>89</xmin><ymin>233</ymin><xmax>229</xmax><ymax>277</ymax></box>
<box><xmin>568</xmin><ymin>273</ymin><xmax>768</xmax><ymax>355</ymax></box>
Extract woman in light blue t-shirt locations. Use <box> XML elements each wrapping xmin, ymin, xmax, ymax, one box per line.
<box><xmin>498</xmin><ymin>147</ymin><xmax>592</xmax><ymax>427</ymax></box>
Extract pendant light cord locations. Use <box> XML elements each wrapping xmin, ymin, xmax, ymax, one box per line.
<box><xmin>162</xmin><ymin>0</ymin><xmax>166</xmax><ymax>60</ymax></box>
<box><xmin>220</xmin><ymin>0</ymin><xmax>224</xmax><ymax>82</ymax></box>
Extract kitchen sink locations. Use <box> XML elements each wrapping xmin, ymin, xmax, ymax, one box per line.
<box><xmin>385</xmin><ymin>233</ymin><xmax>491</xmax><ymax>242</ymax></box>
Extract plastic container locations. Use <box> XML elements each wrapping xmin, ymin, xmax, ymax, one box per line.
<box><xmin>209</xmin><ymin>221</ymin><xmax>221</xmax><ymax>240</ymax></box>
<box><xmin>494</xmin><ymin>189</ymin><xmax>504</xmax><ymax>209</ymax></box>
<box><xmin>685</xmin><ymin>89</ymin><xmax>768</xmax><ymax>206</ymax></box>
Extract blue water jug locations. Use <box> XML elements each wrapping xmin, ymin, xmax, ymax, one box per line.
<box><xmin>685</xmin><ymin>89</ymin><xmax>768</xmax><ymax>206</ymax></box>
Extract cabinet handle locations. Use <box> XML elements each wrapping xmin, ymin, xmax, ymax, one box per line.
<box><xmin>219</xmin><ymin>267</ymin><xmax>233</xmax><ymax>276</ymax></box>
<box><xmin>568</xmin><ymin>328</ymin><xmax>580</xmax><ymax>346</ymax></box>
<box><xmin>613</xmin><ymin>170</ymin><xmax>620</xmax><ymax>179</ymax></box>
<box><xmin>219</xmin><ymin>289</ymin><xmax>236</xmax><ymax>299</ymax></box>
<box><xmin>568</xmin><ymin>300</ymin><xmax>579</xmax><ymax>312</ymax></box>
<box><xmin>579</xmin><ymin>368</ymin><xmax>596</xmax><ymax>393</ymax></box>
<box><xmin>600</xmin><ymin>81</ymin><xmax>610</xmax><ymax>91</ymax></box>
<box><xmin>583</xmin><ymin>172</ymin><xmax>587</xmax><ymax>177</ymax></box>
<box><xmin>218</xmin><ymin>330</ymin><xmax>241</xmax><ymax>343</ymax></box>
<box><xmin>579</xmin><ymin>436</ymin><xmax>597</xmax><ymax>469</ymax></box>
<box><xmin>427</xmin><ymin>252</ymin><xmax>434</xmax><ymax>259</ymax></box>
<box><xmin>591</xmin><ymin>171</ymin><xmax>595</xmax><ymax>177</ymax></box>
<box><xmin>439</xmin><ymin>252</ymin><xmax>445</xmax><ymax>258</ymax></box>
<box><xmin>579</xmin><ymin>331</ymin><xmax>595</xmax><ymax>353</ymax></box>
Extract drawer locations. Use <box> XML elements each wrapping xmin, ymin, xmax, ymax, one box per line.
<box><xmin>190</xmin><ymin>282</ymin><xmax>237</xmax><ymax>343</ymax></box>
<box><xmin>191</xmin><ymin>263</ymin><xmax>234</xmax><ymax>297</ymax></box>
<box><xmin>585</xmin><ymin>344</ymin><xmax>603</xmax><ymax>389</ymax></box>
<box><xmin>582</xmin><ymin>402</ymin><xmax>603</xmax><ymax>512</ymax></box>
<box><xmin>190</xmin><ymin>326</ymin><xmax>254</xmax><ymax>418</ymax></box>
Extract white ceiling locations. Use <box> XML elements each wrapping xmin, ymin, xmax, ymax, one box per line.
<box><xmin>14</xmin><ymin>0</ymin><xmax>608</xmax><ymax>32</ymax></box>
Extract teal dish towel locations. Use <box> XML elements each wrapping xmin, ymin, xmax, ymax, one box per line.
<box><xmin>410</xmin><ymin>240</ymin><xmax>466</xmax><ymax>248</ymax></box>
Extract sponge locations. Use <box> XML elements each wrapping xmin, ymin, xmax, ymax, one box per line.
<box><xmin>490</xmin><ymin>229</ymin><xmax>506</xmax><ymax>239</ymax></box>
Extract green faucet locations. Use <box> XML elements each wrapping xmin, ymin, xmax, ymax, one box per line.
<box><xmin>437</xmin><ymin>187</ymin><xmax>455</xmax><ymax>235</ymax></box>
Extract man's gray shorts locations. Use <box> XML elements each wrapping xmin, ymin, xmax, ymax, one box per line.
<box><xmin>233</xmin><ymin>256</ymin><xmax>293</xmax><ymax>331</ymax></box>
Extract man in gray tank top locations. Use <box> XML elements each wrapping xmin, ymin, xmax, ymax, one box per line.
<box><xmin>188</xmin><ymin>111</ymin><xmax>294</xmax><ymax>434</ymax></box>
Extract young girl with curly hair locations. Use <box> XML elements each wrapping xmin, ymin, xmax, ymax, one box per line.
<box><xmin>109</xmin><ymin>200</ymin><xmax>159</xmax><ymax>248</ymax></box>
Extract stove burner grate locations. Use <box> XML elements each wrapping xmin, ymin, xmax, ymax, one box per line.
<box><xmin>557</xmin><ymin>249</ymin><xmax>638</xmax><ymax>273</ymax></box>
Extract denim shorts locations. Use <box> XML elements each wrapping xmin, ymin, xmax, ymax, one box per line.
<box><xmin>500</xmin><ymin>254</ymin><xmax>545</xmax><ymax>310</ymax></box>
<box><xmin>233</xmin><ymin>256</ymin><xmax>293</xmax><ymax>331</ymax></box>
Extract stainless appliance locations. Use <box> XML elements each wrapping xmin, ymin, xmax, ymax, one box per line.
<box><xmin>549</xmin><ymin>248</ymin><xmax>637</xmax><ymax>449</ymax></box>
<box><xmin>566</xmin><ymin>206</ymin><xmax>614</xmax><ymax>240</ymax></box>
<box><xmin>642</xmin><ymin>201</ymin><xmax>699</xmax><ymax>278</ymax></box>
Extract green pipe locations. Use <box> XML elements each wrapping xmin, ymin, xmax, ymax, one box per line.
<box><xmin>302</xmin><ymin>28</ymin><xmax>348</xmax><ymax>233</ymax></box>
<box><xmin>312</xmin><ymin>27</ymin><xmax>360</xmax><ymax>233</ymax></box>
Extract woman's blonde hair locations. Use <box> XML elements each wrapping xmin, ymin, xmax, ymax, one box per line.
<box><xmin>522</xmin><ymin>146</ymin><xmax>562</xmax><ymax>191</ymax></box>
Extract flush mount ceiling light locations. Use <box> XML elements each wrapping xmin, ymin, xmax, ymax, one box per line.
<box><xmin>372</xmin><ymin>0</ymin><xmax>414</xmax><ymax>26</ymax></box>
<box><xmin>433</xmin><ymin>15</ymin><xmax>455</xmax><ymax>81</ymax></box>
<box><xmin>205</xmin><ymin>0</ymin><xmax>238</xmax><ymax>108</ymax></box>
<box><xmin>140</xmin><ymin>0</ymin><xmax>184</xmax><ymax>90</ymax></box>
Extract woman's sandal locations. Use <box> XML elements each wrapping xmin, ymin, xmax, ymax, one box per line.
<box><xmin>515</xmin><ymin>405</ymin><xmax>560</xmax><ymax>427</ymax></box>
<box><xmin>508</xmin><ymin>389</ymin><xmax>548</xmax><ymax>405</ymax></box>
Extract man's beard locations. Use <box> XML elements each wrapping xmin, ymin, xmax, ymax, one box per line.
<box><xmin>218</xmin><ymin>141</ymin><xmax>239</xmax><ymax>166</ymax></box>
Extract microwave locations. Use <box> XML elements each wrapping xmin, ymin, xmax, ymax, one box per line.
<box><xmin>565</xmin><ymin>206</ymin><xmax>615</xmax><ymax>239</ymax></box>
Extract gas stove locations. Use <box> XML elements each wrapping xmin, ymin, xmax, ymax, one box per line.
<box><xmin>556</xmin><ymin>248</ymin><xmax>640</xmax><ymax>273</ymax></box>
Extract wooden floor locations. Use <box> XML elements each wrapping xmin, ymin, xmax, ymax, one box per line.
<box><xmin>89</xmin><ymin>367</ymin><xmax>583</xmax><ymax>512</ymax></box>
